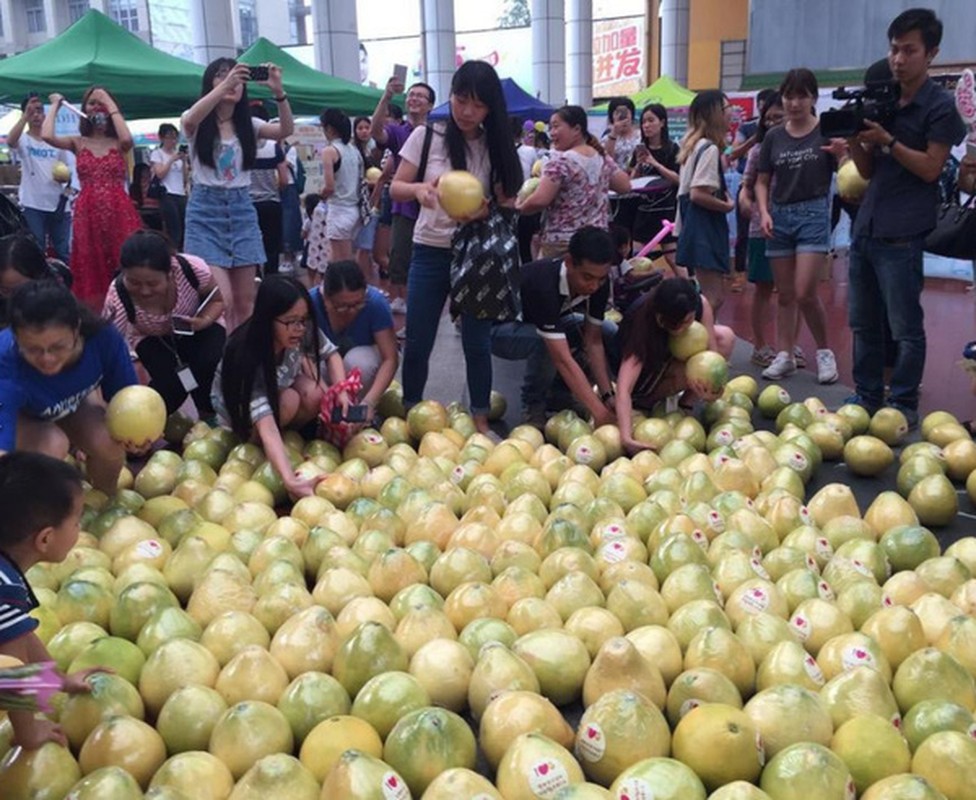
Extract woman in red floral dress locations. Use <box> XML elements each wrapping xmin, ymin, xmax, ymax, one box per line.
<box><xmin>42</xmin><ymin>86</ymin><xmax>142</xmax><ymax>309</ymax></box>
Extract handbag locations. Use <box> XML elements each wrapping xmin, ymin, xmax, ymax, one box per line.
<box><xmin>675</xmin><ymin>142</ymin><xmax>730</xmax><ymax>274</ymax></box>
<box><xmin>449</xmin><ymin>202</ymin><xmax>521</xmax><ymax>321</ymax></box>
<box><xmin>146</xmin><ymin>174</ymin><xmax>166</xmax><ymax>200</ymax></box>
<box><xmin>924</xmin><ymin>190</ymin><xmax>976</xmax><ymax>259</ymax></box>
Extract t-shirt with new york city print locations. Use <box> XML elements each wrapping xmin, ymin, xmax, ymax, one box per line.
<box><xmin>758</xmin><ymin>123</ymin><xmax>836</xmax><ymax>206</ymax></box>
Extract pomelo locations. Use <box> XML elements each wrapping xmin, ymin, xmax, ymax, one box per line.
<box><xmin>423</xmin><ymin>767</ymin><xmax>503</xmax><ymax>798</ymax></box>
<box><xmin>666</xmin><ymin>667</ymin><xmax>743</xmax><ymax>727</ymax></box>
<box><xmin>671</xmin><ymin>703</ymin><xmax>764</xmax><ymax>791</ymax></box>
<box><xmin>820</xmin><ymin>665</ymin><xmax>901</xmax><ymax>729</ymax></box>
<box><xmin>79</xmin><ymin>715</ymin><xmax>167</xmax><ymax>790</ymax></box>
<box><xmin>669</xmin><ymin>321</ymin><xmax>709</xmax><ymax>361</ymax></box>
<box><xmin>744</xmin><ymin>684</ymin><xmax>833</xmax><ymax>758</ymax></box>
<box><xmin>859</xmin><ymin>773</ymin><xmax>950</xmax><ymax>800</ymax></box>
<box><xmin>156</xmin><ymin>684</ymin><xmax>227</xmax><ymax>754</ymax></box>
<box><xmin>844</xmin><ymin>436</ymin><xmax>894</xmax><ymax>477</ymax></box>
<box><xmin>64</xmin><ymin>765</ymin><xmax>143</xmax><ymax>799</ymax></box>
<box><xmin>0</xmin><ymin>742</ymin><xmax>82</xmax><ymax>800</ymax></box>
<box><xmin>299</xmin><ymin>714</ymin><xmax>382</xmax><ymax>782</ymax></box>
<box><xmin>147</xmin><ymin>751</ymin><xmax>234</xmax><ymax>800</ymax></box>
<box><xmin>276</xmin><ymin>671</ymin><xmax>350</xmax><ymax>743</ymax></box>
<box><xmin>911</xmin><ymin>730</ymin><xmax>976</xmax><ymax>800</ymax></box>
<box><xmin>106</xmin><ymin>385</ymin><xmax>166</xmax><ymax>450</ymax></box>
<box><xmin>759</xmin><ymin>742</ymin><xmax>855</xmax><ymax>800</ymax></box>
<box><xmin>893</xmin><ymin>648</ymin><xmax>976</xmax><ymax>714</ymax></box>
<box><xmin>830</xmin><ymin>713</ymin><xmax>912</xmax><ymax>794</ymax></box>
<box><xmin>479</xmin><ymin>689</ymin><xmax>576</xmax><ymax>769</ymax></box>
<box><xmin>58</xmin><ymin>671</ymin><xmax>145</xmax><ymax>751</ymax></box>
<box><xmin>139</xmin><ymin>637</ymin><xmax>220</xmax><ymax>716</ymax></box>
<box><xmin>496</xmin><ymin>732</ymin><xmax>585</xmax><ymax>799</ymax></box>
<box><xmin>319</xmin><ymin>749</ymin><xmax>413</xmax><ymax>799</ymax></box>
<box><xmin>438</xmin><ymin>170</ymin><xmax>485</xmax><ymax>219</ymax></box>
<box><xmin>513</xmin><ymin>628</ymin><xmax>592</xmax><ymax>706</ymax></box>
<box><xmin>902</xmin><ymin>699</ymin><xmax>976</xmax><ymax>752</ymax></box>
<box><xmin>757</xmin><ymin>386</ymin><xmax>791</xmax><ymax>419</ymax></box>
<box><xmin>609</xmin><ymin>757</ymin><xmax>707</xmax><ymax>800</ymax></box>
<box><xmin>907</xmin><ymin>474</ymin><xmax>959</xmax><ymax>527</ymax></box>
<box><xmin>837</xmin><ymin>159</ymin><xmax>869</xmax><ymax>201</ymax></box>
<box><xmin>685</xmin><ymin>350</ymin><xmax>729</xmax><ymax>397</ymax></box>
<box><xmin>226</xmin><ymin>754</ymin><xmax>318</xmax><ymax>800</ymax></box>
<box><xmin>383</xmin><ymin>706</ymin><xmax>478</xmax><ymax>796</ymax></box>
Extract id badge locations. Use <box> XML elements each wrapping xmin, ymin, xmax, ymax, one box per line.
<box><xmin>177</xmin><ymin>366</ymin><xmax>198</xmax><ymax>392</ymax></box>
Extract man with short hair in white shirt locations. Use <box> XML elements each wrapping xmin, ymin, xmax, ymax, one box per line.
<box><xmin>7</xmin><ymin>93</ymin><xmax>72</xmax><ymax>262</ymax></box>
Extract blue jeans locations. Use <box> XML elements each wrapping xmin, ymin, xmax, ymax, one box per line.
<box><xmin>491</xmin><ymin>314</ymin><xmax>619</xmax><ymax>410</ymax></box>
<box><xmin>280</xmin><ymin>184</ymin><xmax>302</xmax><ymax>254</ymax></box>
<box><xmin>22</xmin><ymin>206</ymin><xmax>70</xmax><ymax>263</ymax></box>
<box><xmin>402</xmin><ymin>243</ymin><xmax>493</xmax><ymax>415</ymax></box>
<box><xmin>848</xmin><ymin>234</ymin><xmax>926</xmax><ymax>410</ymax></box>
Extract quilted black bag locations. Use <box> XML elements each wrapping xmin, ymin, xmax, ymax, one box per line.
<box><xmin>924</xmin><ymin>190</ymin><xmax>976</xmax><ymax>259</ymax></box>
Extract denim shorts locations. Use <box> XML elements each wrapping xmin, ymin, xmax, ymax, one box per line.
<box><xmin>355</xmin><ymin>214</ymin><xmax>377</xmax><ymax>251</ymax></box>
<box><xmin>766</xmin><ymin>196</ymin><xmax>830</xmax><ymax>258</ymax></box>
<box><xmin>184</xmin><ymin>185</ymin><xmax>266</xmax><ymax>268</ymax></box>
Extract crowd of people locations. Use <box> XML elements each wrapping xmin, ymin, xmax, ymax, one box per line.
<box><xmin>0</xmin><ymin>6</ymin><xmax>968</xmax><ymax>508</ymax></box>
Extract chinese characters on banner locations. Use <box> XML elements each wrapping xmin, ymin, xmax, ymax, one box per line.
<box><xmin>593</xmin><ymin>17</ymin><xmax>645</xmax><ymax>98</ymax></box>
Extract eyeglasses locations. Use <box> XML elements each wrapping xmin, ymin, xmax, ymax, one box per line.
<box><xmin>328</xmin><ymin>299</ymin><xmax>366</xmax><ymax>314</ymax></box>
<box><xmin>18</xmin><ymin>332</ymin><xmax>79</xmax><ymax>360</ymax></box>
<box><xmin>275</xmin><ymin>316</ymin><xmax>309</xmax><ymax>330</ymax></box>
<box><xmin>406</xmin><ymin>91</ymin><xmax>432</xmax><ymax>102</ymax></box>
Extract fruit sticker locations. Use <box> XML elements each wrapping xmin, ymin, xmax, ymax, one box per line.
<box><xmin>817</xmin><ymin>581</ymin><xmax>834</xmax><ymax>601</ymax></box>
<box><xmin>749</xmin><ymin>558</ymin><xmax>771</xmax><ymax>580</ymax></box>
<box><xmin>841</xmin><ymin>645</ymin><xmax>876</xmax><ymax>672</ymax></box>
<box><xmin>756</xmin><ymin>731</ymin><xmax>766</xmax><ymax>767</ymax></box>
<box><xmin>713</xmin><ymin>581</ymin><xmax>724</xmax><ymax>604</ymax></box>
<box><xmin>616</xmin><ymin>777</ymin><xmax>657</xmax><ymax>799</ymax></box>
<box><xmin>575</xmin><ymin>446</ymin><xmax>594</xmax><ymax>465</ymax></box>
<box><xmin>790</xmin><ymin>613</ymin><xmax>811</xmax><ymax>641</ymax></box>
<box><xmin>803</xmin><ymin>654</ymin><xmax>826</xmax><ymax>685</ymax></box>
<box><xmin>691</xmin><ymin>530</ymin><xmax>709</xmax><ymax>550</ymax></box>
<box><xmin>713</xmin><ymin>429</ymin><xmax>734</xmax><ymax>447</ymax></box>
<box><xmin>576</xmin><ymin>722</ymin><xmax>606</xmax><ymax>762</ymax></box>
<box><xmin>381</xmin><ymin>772</ymin><xmax>411</xmax><ymax>800</ymax></box>
<box><xmin>805</xmin><ymin>554</ymin><xmax>820</xmax><ymax>572</ymax></box>
<box><xmin>851</xmin><ymin>559</ymin><xmax>873</xmax><ymax>579</ymax></box>
<box><xmin>815</xmin><ymin>538</ymin><xmax>833</xmax><ymax>560</ymax></box>
<box><xmin>600</xmin><ymin>539</ymin><xmax>627</xmax><ymax>564</ymax></box>
<box><xmin>798</xmin><ymin>506</ymin><xmax>812</xmax><ymax>526</ymax></box>
<box><xmin>967</xmin><ymin>723</ymin><xmax>976</xmax><ymax>739</ymax></box>
<box><xmin>740</xmin><ymin>585</ymin><xmax>770</xmax><ymax>615</ymax></box>
<box><xmin>679</xmin><ymin>698</ymin><xmax>701</xmax><ymax>719</ymax></box>
<box><xmin>707</xmin><ymin>511</ymin><xmax>725</xmax><ymax>533</ymax></box>
<box><xmin>450</xmin><ymin>465</ymin><xmax>466</xmax><ymax>484</ymax></box>
<box><xmin>846</xmin><ymin>777</ymin><xmax>857</xmax><ymax>800</ymax></box>
<box><xmin>135</xmin><ymin>539</ymin><xmax>164</xmax><ymax>559</ymax></box>
<box><xmin>527</xmin><ymin>758</ymin><xmax>572</xmax><ymax>796</ymax></box>
<box><xmin>891</xmin><ymin>713</ymin><xmax>903</xmax><ymax>730</ymax></box>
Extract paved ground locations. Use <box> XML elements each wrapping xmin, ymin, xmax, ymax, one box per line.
<box><xmin>411</xmin><ymin>314</ymin><xmax>975</xmax><ymax>549</ymax></box>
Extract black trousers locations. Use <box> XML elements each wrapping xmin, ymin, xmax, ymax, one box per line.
<box><xmin>135</xmin><ymin>324</ymin><xmax>226</xmax><ymax>416</ymax></box>
<box><xmin>160</xmin><ymin>193</ymin><xmax>187</xmax><ymax>250</ymax></box>
<box><xmin>253</xmin><ymin>199</ymin><xmax>282</xmax><ymax>275</ymax></box>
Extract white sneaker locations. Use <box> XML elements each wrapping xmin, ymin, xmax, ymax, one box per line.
<box><xmin>816</xmin><ymin>348</ymin><xmax>839</xmax><ymax>384</ymax></box>
<box><xmin>762</xmin><ymin>351</ymin><xmax>796</xmax><ymax>380</ymax></box>
<box><xmin>389</xmin><ymin>297</ymin><xmax>407</xmax><ymax>314</ymax></box>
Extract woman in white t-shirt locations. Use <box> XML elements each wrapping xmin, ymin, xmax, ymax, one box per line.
<box><xmin>181</xmin><ymin>58</ymin><xmax>293</xmax><ymax>332</ymax></box>
<box><xmin>390</xmin><ymin>61</ymin><xmax>523</xmax><ymax>436</ymax></box>
<box><xmin>150</xmin><ymin>122</ymin><xmax>188</xmax><ymax>248</ymax></box>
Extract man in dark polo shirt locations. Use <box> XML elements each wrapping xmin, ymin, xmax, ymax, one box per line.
<box><xmin>845</xmin><ymin>7</ymin><xmax>965</xmax><ymax>427</ymax></box>
<box><xmin>369</xmin><ymin>75</ymin><xmax>435</xmax><ymax>315</ymax></box>
<box><xmin>491</xmin><ymin>226</ymin><xmax>618</xmax><ymax>428</ymax></box>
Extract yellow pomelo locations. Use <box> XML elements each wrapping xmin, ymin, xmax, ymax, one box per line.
<box><xmin>902</xmin><ymin>699</ymin><xmax>976</xmax><ymax>752</ymax></box>
<box><xmin>821</xmin><ymin>665</ymin><xmax>901</xmax><ymax>729</ymax></box>
<box><xmin>830</xmin><ymin>713</ymin><xmax>912</xmax><ymax>794</ymax></box>
<box><xmin>684</xmin><ymin>626</ymin><xmax>756</xmax><ymax>697</ymax></box>
<box><xmin>512</xmin><ymin>628</ymin><xmax>592</xmax><ymax>706</ymax></box>
<box><xmin>79</xmin><ymin>715</ymin><xmax>167</xmax><ymax>790</ymax></box>
<box><xmin>106</xmin><ymin>385</ymin><xmax>166</xmax><ymax>449</ymax></box>
<box><xmin>744</xmin><ymin>684</ymin><xmax>833</xmax><ymax>758</ymax></box>
<box><xmin>0</xmin><ymin>742</ymin><xmax>81</xmax><ymax>800</ymax></box>
<box><xmin>575</xmin><ymin>689</ymin><xmax>670</xmax><ymax>787</ymax></box>
<box><xmin>64</xmin><ymin>765</ymin><xmax>143</xmax><ymax>799</ymax></box>
<box><xmin>59</xmin><ymin>672</ymin><xmax>145</xmax><ymax>752</ymax></box>
<box><xmin>383</xmin><ymin>706</ymin><xmax>478</xmax><ymax>797</ymax></box>
<box><xmin>156</xmin><ymin>684</ymin><xmax>227</xmax><ymax>754</ymax></box>
<box><xmin>422</xmin><ymin>767</ymin><xmax>503</xmax><ymax>799</ymax></box>
<box><xmin>467</xmin><ymin>642</ymin><xmax>539</xmax><ymax>721</ymax></box>
<box><xmin>138</xmin><ymin>638</ymin><xmax>220</xmax><ymax>716</ymax></box>
<box><xmin>226</xmin><ymin>754</ymin><xmax>318</xmax><ymax>800</ymax></box>
<box><xmin>299</xmin><ymin>714</ymin><xmax>382</xmax><ymax>782</ymax></box>
<box><xmin>582</xmin><ymin>636</ymin><xmax>666</xmax><ymax>710</ymax></box>
<box><xmin>893</xmin><ymin>647</ymin><xmax>976</xmax><ymax>713</ymax></box>
<box><xmin>759</xmin><ymin>742</ymin><xmax>855</xmax><ymax>800</ymax></box>
<box><xmin>200</xmin><ymin>610</ymin><xmax>271</xmax><ymax>666</ymax></box>
<box><xmin>672</xmin><ymin>703</ymin><xmax>763</xmax><ymax>791</ymax></box>
<box><xmin>860</xmin><ymin>773</ymin><xmax>951</xmax><ymax>800</ymax></box>
<box><xmin>911</xmin><ymin>730</ymin><xmax>976</xmax><ymax>800</ymax></box>
<box><xmin>496</xmin><ymin>732</ymin><xmax>585</xmax><ymax>800</ymax></box>
<box><xmin>608</xmin><ymin>756</ymin><xmax>707</xmax><ymax>800</ymax></box>
<box><xmin>148</xmin><ymin>751</ymin><xmax>235</xmax><ymax>800</ymax></box>
<box><xmin>666</xmin><ymin>667</ymin><xmax>743</xmax><ymax>728</ymax></box>
<box><xmin>208</xmin><ymin>700</ymin><xmax>293</xmax><ymax>780</ymax></box>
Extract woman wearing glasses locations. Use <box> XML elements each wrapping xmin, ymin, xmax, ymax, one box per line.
<box><xmin>0</xmin><ymin>281</ymin><xmax>136</xmax><ymax>495</ymax></box>
<box><xmin>212</xmin><ymin>275</ymin><xmax>349</xmax><ymax>499</ymax></box>
<box><xmin>309</xmin><ymin>260</ymin><xmax>398</xmax><ymax>422</ymax></box>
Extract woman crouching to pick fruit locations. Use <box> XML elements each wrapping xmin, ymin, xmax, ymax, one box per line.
<box><xmin>614</xmin><ymin>277</ymin><xmax>735</xmax><ymax>455</ymax></box>
<box><xmin>0</xmin><ymin>281</ymin><xmax>137</xmax><ymax>494</ymax></box>
<box><xmin>212</xmin><ymin>275</ymin><xmax>351</xmax><ymax>499</ymax></box>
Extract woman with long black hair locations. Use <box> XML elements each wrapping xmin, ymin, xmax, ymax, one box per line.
<box><xmin>181</xmin><ymin>58</ymin><xmax>293</xmax><ymax>331</ymax></box>
<box><xmin>390</xmin><ymin>60</ymin><xmax>522</xmax><ymax>436</ymax></box>
<box><xmin>212</xmin><ymin>275</ymin><xmax>348</xmax><ymax>499</ymax></box>
<box><xmin>630</xmin><ymin>103</ymin><xmax>681</xmax><ymax>262</ymax></box>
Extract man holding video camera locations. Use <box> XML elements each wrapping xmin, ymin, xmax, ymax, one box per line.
<box><xmin>844</xmin><ymin>7</ymin><xmax>964</xmax><ymax>427</ymax></box>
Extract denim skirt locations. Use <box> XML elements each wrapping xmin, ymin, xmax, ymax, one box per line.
<box><xmin>184</xmin><ymin>185</ymin><xmax>266</xmax><ymax>268</ymax></box>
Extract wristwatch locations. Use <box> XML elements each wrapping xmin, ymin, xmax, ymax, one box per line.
<box><xmin>881</xmin><ymin>135</ymin><xmax>896</xmax><ymax>155</ymax></box>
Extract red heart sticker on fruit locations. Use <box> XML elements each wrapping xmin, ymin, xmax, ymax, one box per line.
<box><xmin>538</xmin><ymin>763</ymin><xmax>549</xmax><ymax>775</ymax></box>
<box><xmin>588</xmin><ymin>726</ymin><xmax>598</xmax><ymax>739</ymax></box>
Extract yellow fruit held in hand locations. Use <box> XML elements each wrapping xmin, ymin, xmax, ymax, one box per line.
<box><xmin>106</xmin><ymin>385</ymin><xmax>167</xmax><ymax>450</ymax></box>
<box><xmin>438</xmin><ymin>170</ymin><xmax>484</xmax><ymax>220</ymax></box>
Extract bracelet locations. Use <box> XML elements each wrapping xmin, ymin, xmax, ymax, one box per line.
<box><xmin>274</xmin><ymin>94</ymin><xmax>288</xmax><ymax>103</ymax></box>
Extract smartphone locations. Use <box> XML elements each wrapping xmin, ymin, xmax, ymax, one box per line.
<box><xmin>393</xmin><ymin>63</ymin><xmax>408</xmax><ymax>85</ymax></box>
<box><xmin>248</xmin><ymin>65</ymin><xmax>269</xmax><ymax>82</ymax></box>
<box><xmin>172</xmin><ymin>316</ymin><xmax>194</xmax><ymax>336</ymax></box>
<box><xmin>331</xmin><ymin>404</ymin><xmax>369</xmax><ymax>423</ymax></box>
<box><xmin>178</xmin><ymin>144</ymin><xmax>188</xmax><ymax>154</ymax></box>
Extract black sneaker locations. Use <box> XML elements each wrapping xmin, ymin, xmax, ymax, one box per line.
<box><xmin>842</xmin><ymin>394</ymin><xmax>882</xmax><ymax>416</ymax></box>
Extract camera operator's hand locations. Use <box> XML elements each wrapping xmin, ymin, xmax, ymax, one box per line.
<box><xmin>855</xmin><ymin>119</ymin><xmax>895</xmax><ymax>149</ymax></box>
<box><xmin>822</xmin><ymin>138</ymin><xmax>849</xmax><ymax>160</ymax></box>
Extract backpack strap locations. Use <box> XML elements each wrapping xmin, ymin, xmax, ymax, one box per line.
<box><xmin>175</xmin><ymin>254</ymin><xmax>200</xmax><ymax>291</ymax></box>
<box><xmin>114</xmin><ymin>274</ymin><xmax>137</xmax><ymax>324</ymax></box>
<box><xmin>416</xmin><ymin>125</ymin><xmax>435</xmax><ymax>184</ymax></box>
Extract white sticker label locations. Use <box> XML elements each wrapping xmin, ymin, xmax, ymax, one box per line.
<box><xmin>756</xmin><ymin>731</ymin><xmax>766</xmax><ymax>767</ymax></box>
<box><xmin>575</xmin><ymin>446</ymin><xmax>593</xmax><ymax>464</ymax></box>
<box><xmin>841</xmin><ymin>645</ymin><xmax>876</xmax><ymax>672</ymax></box>
<box><xmin>715</xmin><ymin>429</ymin><xmax>734</xmax><ymax>446</ymax></box>
<box><xmin>789</xmin><ymin>452</ymin><xmax>808</xmax><ymax>471</ymax></box>
<box><xmin>600</xmin><ymin>539</ymin><xmax>627</xmax><ymax>564</ymax></box>
<box><xmin>381</xmin><ymin>772</ymin><xmax>410</xmax><ymax>800</ymax></box>
<box><xmin>790</xmin><ymin>614</ymin><xmax>811</xmax><ymax>641</ymax></box>
<box><xmin>799</xmin><ymin>506</ymin><xmax>812</xmax><ymax>525</ymax></box>
<box><xmin>851</xmin><ymin>559</ymin><xmax>874</xmax><ymax>578</ymax></box>
<box><xmin>679</xmin><ymin>698</ymin><xmax>701</xmax><ymax>719</ymax></box>
<box><xmin>708</xmin><ymin>511</ymin><xmax>725</xmax><ymax>533</ymax></box>
<box><xmin>576</xmin><ymin>722</ymin><xmax>606</xmax><ymax>762</ymax></box>
<box><xmin>528</xmin><ymin>759</ymin><xmax>572</xmax><ymax>797</ymax></box>
<box><xmin>691</xmin><ymin>530</ymin><xmax>709</xmax><ymax>550</ymax></box>
<box><xmin>818</xmin><ymin>581</ymin><xmax>835</xmax><ymax>601</ymax></box>
<box><xmin>967</xmin><ymin>723</ymin><xmax>976</xmax><ymax>739</ymax></box>
<box><xmin>135</xmin><ymin>539</ymin><xmax>163</xmax><ymax>558</ymax></box>
<box><xmin>806</xmin><ymin>554</ymin><xmax>820</xmax><ymax>572</ymax></box>
<box><xmin>450</xmin><ymin>466</ymin><xmax>466</xmax><ymax>484</ymax></box>
<box><xmin>615</xmin><ymin>777</ymin><xmax>657</xmax><ymax>800</ymax></box>
<box><xmin>846</xmin><ymin>777</ymin><xmax>857</xmax><ymax>800</ymax></box>
<box><xmin>750</xmin><ymin>559</ymin><xmax>771</xmax><ymax>580</ymax></box>
<box><xmin>815</xmin><ymin>538</ymin><xmax>833</xmax><ymax>560</ymax></box>
<box><xmin>891</xmin><ymin>713</ymin><xmax>903</xmax><ymax>730</ymax></box>
<box><xmin>740</xmin><ymin>585</ymin><xmax>770</xmax><ymax>615</ymax></box>
<box><xmin>803</xmin><ymin>654</ymin><xmax>826</xmax><ymax>685</ymax></box>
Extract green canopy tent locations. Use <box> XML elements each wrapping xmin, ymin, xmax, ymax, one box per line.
<box><xmin>0</xmin><ymin>10</ymin><xmax>203</xmax><ymax>118</ymax></box>
<box><xmin>591</xmin><ymin>75</ymin><xmax>696</xmax><ymax>113</ymax></box>
<box><xmin>239</xmin><ymin>38</ymin><xmax>386</xmax><ymax>117</ymax></box>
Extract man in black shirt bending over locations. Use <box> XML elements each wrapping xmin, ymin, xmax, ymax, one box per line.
<box><xmin>491</xmin><ymin>226</ymin><xmax>618</xmax><ymax>428</ymax></box>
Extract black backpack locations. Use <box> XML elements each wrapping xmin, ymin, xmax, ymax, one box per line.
<box><xmin>114</xmin><ymin>254</ymin><xmax>199</xmax><ymax>323</ymax></box>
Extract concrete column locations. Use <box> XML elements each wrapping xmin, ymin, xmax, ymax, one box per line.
<box><xmin>531</xmin><ymin>0</ymin><xmax>565</xmax><ymax>106</ymax></box>
<box><xmin>659</xmin><ymin>0</ymin><xmax>689</xmax><ymax>86</ymax></box>
<box><xmin>189</xmin><ymin>0</ymin><xmax>235</xmax><ymax>65</ymax></box>
<box><xmin>565</xmin><ymin>0</ymin><xmax>592</xmax><ymax>106</ymax></box>
<box><xmin>311</xmin><ymin>0</ymin><xmax>361</xmax><ymax>84</ymax></box>
<box><xmin>421</xmin><ymin>0</ymin><xmax>456</xmax><ymax>108</ymax></box>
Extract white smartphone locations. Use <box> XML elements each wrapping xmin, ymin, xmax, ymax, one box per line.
<box><xmin>393</xmin><ymin>63</ymin><xmax>408</xmax><ymax>85</ymax></box>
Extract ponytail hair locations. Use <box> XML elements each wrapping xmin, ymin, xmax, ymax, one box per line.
<box><xmin>553</xmin><ymin>105</ymin><xmax>605</xmax><ymax>156</ymax></box>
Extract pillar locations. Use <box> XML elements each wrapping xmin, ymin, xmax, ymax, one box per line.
<box><xmin>565</xmin><ymin>0</ymin><xmax>592</xmax><ymax>107</ymax></box>
<box><xmin>189</xmin><ymin>0</ymin><xmax>235</xmax><ymax>65</ymax></box>
<box><xmin>659</xmin><ymin>0</ymin><xmax>690</xmax><ymax>86</ymax></box>
<box><xmin>311</xmin><ymin>0</ymin><xmax>361</xmax><ymax>83</ymax></box>
<box><xmin>421</xmin><ymin>0</ymin><xmax>456</xmax><ymax>108</ymax></box>
<box><xmin>531</xmin><ymin>0</ymin><xmax>565</xmax><ymax>106</ymax></box>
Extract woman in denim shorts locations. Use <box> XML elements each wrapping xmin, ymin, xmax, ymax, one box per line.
<box><xmin>182</xmin><ymin>58</ymin><xmax>293</xmax><ymax>331</ymax></box>
<box><xmin>756</xmin><ymin>68</ymin><xmax>845</xmax><ymax>384</ymax></box>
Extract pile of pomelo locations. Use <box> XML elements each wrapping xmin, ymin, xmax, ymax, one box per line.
<box><xmin>3</xmin><ymin>361</ymin><xmax>976</xmax><ymax>800</ymax></box>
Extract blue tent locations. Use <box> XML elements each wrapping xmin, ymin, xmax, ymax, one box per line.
<box><xmin>428</xmin><ymin>78</ymin><xmax>554</xmax><ymax>121</ymax></box>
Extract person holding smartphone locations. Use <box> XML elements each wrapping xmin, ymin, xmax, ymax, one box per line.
<box><xmin>102</xmin><ymin>230</ymin><xmax>225</xmax><ymax>422</ymax></box>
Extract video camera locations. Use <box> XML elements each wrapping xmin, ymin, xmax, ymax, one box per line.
<box><xmin>820</xmin><ymin>81</ymin><xmax>900</xmax><ymax>138</ymax></box>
